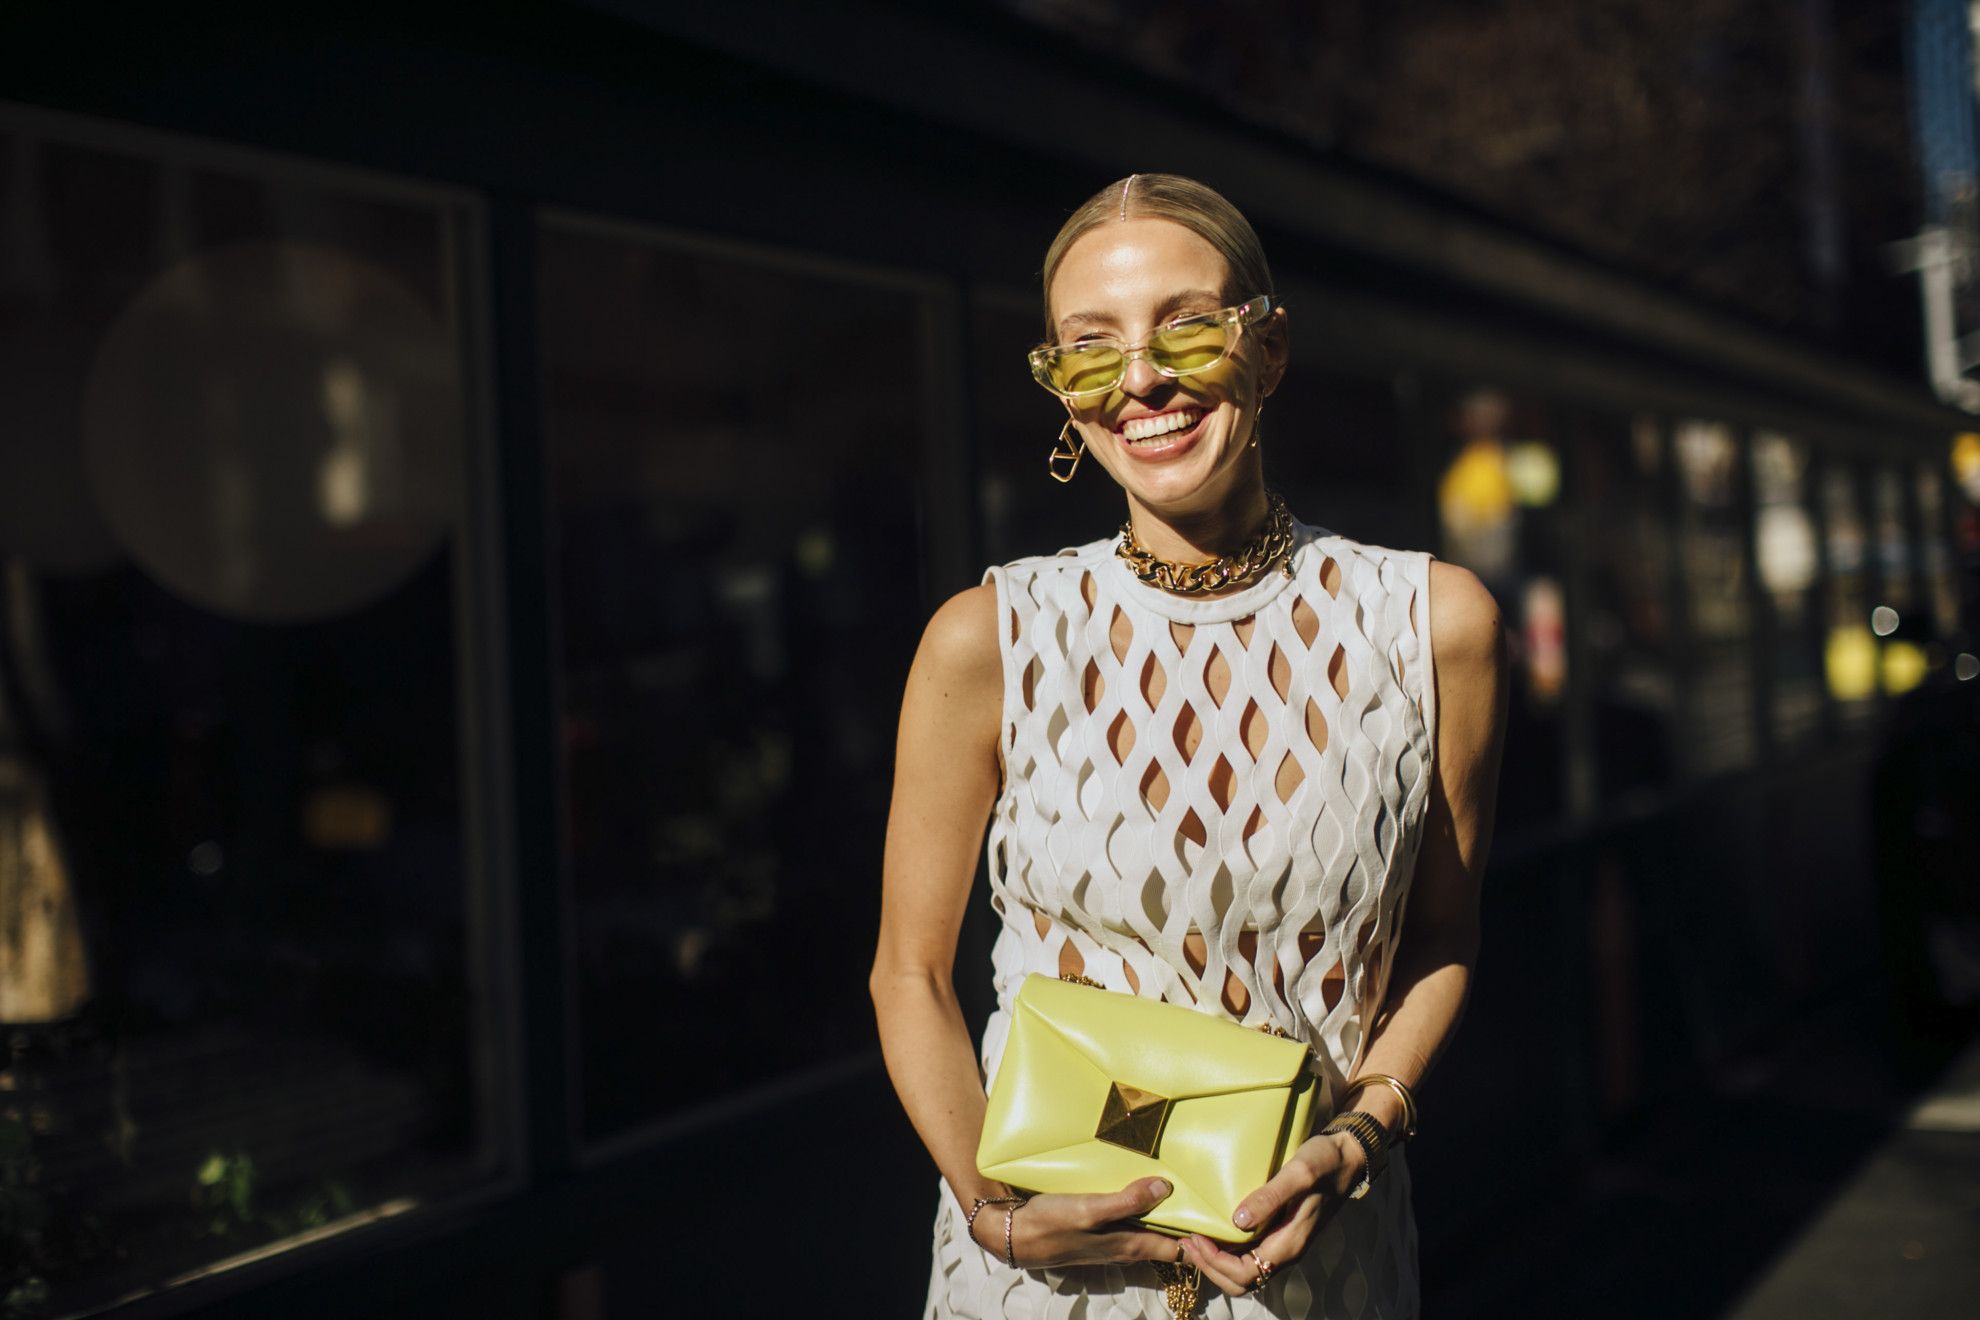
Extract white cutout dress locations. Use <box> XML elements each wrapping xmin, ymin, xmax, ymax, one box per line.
<box><xmin>924</xmin><ymin>521</ymin><xmax>1436</xmax><ymax>1319</ymax></box>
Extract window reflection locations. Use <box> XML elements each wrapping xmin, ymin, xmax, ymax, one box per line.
<box><xmin>1751</xmin><ymin>433</ymin><xmax>1823</xmax><ymax>749</ymax></box>
<box><xmin>538</xmin><ymin>220</ymin><xmax>930</xmax><ymax>1143</ymax></box>
<box><xmin>1917</xmin><ymin>464</ymin><xmax>1961</xmax><ymax>641</ymax></box>
<box><xmin>1674</xmin><ymin>419</ymin><xmax>1754</xmax><ymax>773</ymax></box>
<box><xmin>1871</xmin><ymin>468</ymin><xmax>1926</xmax><ymax>694</ymax></box>
<box><xmin>1578</xmin><ymin>416</ymin><xmax>1675</xmax><ymax>800</ymax></box>
<box><xmin>0</xmin><ymin>121</ymin><xmax>484</xmax><ymax>1313</ymax></box>
<box><xmin>1435</xmin><ymin>389</ymin><xmax>1566</xmax><ymax>828</ymax></box>
<box><xmin>1821</xmin><ymin>465</ymin><xmax>1877</xmax><ymax>718</ymax></box>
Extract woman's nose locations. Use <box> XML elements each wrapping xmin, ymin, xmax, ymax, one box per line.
<box><xmin>1119</xmin><ymin>353</ymin><xmax>1165</xmax><ymax>396</ymax></box>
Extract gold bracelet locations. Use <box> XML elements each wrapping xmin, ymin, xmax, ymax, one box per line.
<box><xmin>1343</xmin><ymin>1072</ymin><xmax>1418</xmax><ymax>1142</ymax></box>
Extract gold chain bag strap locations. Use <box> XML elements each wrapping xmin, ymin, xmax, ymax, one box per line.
<box><xmin>977</xmin><ymin>974</ymin><xmax>1317</xmax><ymax>1317</ymax></box>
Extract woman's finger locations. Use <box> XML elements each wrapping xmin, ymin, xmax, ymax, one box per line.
<box><xmin>1076</xmin><ymin>1176</ymin><xmax>1173</xmax><ymax>1229</ymax></box>
<box><xmin>1091</xmin><ymin>1228</ymin><xmax>1186</xmax><ymax>1265</ymax></box>
<box><xmin>1179</xmin><ymin>1234</ymin><xmax>1264</xmax><ymax>1298</ymax></box>
<box><xmin>1250</xmin><ymin>1190</ymin><xmax>1324</xmax><ymax>1266</ymax></box>
<box><xmin>1229</xmin><ymin>1141</ymin><xmax>1328</xmax><ymax>1234</ymax></box>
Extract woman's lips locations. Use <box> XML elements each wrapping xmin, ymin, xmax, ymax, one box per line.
<box><xmin>1115</xmin><ymin>408</ymin><xmax>1206</xmax><ymax>462</ymax></box>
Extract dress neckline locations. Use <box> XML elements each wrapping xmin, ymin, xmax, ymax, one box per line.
<box><xmin>1099</xmin><ymin>519</ymin><xmax>1330</xmax><ymax>624</ymax></box>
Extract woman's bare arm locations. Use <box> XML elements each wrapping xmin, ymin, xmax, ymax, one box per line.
<box><xmin>1331</xmin><ymin>559</ymin><xmax>1507</xmax><ymax>1135</ymax></box>
<box><xmin>870</xmin><ymin>583</ymin><xmax>1007</xmax><ymax>1210</ymax></box>
<box><xmin>871</xmin><ymin>584</ymin><xmax>1177</xmax><ymax>1265</ymax></box>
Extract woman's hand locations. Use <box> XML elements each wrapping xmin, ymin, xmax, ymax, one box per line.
<box><xmin>968</xmin><ymin>1178</ymin><xmax>1182</xmax><ymax>1270</ymax></box>
<box><xmin>1177</xmin><ymin>1132</ymin><xmax>1365</xmax><ymax>1296</ymax></box>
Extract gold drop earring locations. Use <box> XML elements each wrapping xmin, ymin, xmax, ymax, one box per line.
<box><xmin>1048</xmin><ymin>420</ymin><xmax>1084</xmax><ymax>483</ymax></box>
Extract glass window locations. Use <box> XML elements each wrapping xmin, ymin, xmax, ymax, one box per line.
<box><xmin>1435</xmin><ymin>388</ymin><xmax>1568</xmax><ymax>829</ymax></box>
<box><xmin>1673</xmin><ymin>419</ymin><xmax>1755</xmax><ymax>774</ymax></box>
<box><xmin>1820</xmin><ymin>464</ymin><xmax>1877</xmax><ymax>723</ymax></box>
<box><xmin>1871</xmin><ymin>468</ymin><xmax>1915</xmax><ymax>612</ymax></box>
<box><xmin>1918</xmin><ymin>463</ymin><xmax>1961</xmax><ymax>642</ymax></box>
<box><xmin>1871</xmin><ymin>467</ymin><xmax>1927</xmax><ymax>694</ymax></box>
<box><xmin>538</xmin><ymin>218</ymin><xmax>934</xmax><ymax>1145</ymax></box>
<box><xmin>1577</xmin><ymin>415</ymin><xmax>1677</xmax><ymax>801</ymax></box>
<box><xmin>0</xmin><ymin>121</ymin><xmax>491</xmax><ymax>1312</ymax></box>
<box><xmin>1751</xmin><ymin>433</ymin><xmax>1824</xmax><ymax>750</ymax></box>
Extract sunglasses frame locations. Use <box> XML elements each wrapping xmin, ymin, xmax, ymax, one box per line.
<box><xmin>1028</xmin><ymin>294</ymin><xmax>1275</xmax><ymax>399</ymax></box>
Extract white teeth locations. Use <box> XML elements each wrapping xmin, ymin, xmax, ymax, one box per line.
<box><xmin>1122</xmin><ymin>409</ymin><xmax>1201</xmax><ymax>443</ymax></box>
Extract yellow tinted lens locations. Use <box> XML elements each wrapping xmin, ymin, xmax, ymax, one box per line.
<box><xmin>1148</xmin><ymin>320</ymin><xmax>1229</xmax><ymax>373</ymax></box>
<box><xmin>1048</xmin><ymin>343</ymin><xmax>1125</xmax><ymax>394</ymax></box>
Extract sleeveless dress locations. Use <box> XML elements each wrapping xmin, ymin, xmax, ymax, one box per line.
<box><xmin>923</xmin><ymin>520</ymin><xmax>1438</xmax><ymax>1320</ymax></box>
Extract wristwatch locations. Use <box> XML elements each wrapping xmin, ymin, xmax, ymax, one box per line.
<box><xmin>1320</xmin><ymin>1111</ymin><xmax>1389</xmax><ymax>1200</ymax></box>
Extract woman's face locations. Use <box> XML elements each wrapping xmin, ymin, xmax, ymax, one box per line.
<box><xmin>1046</xmin><ymin>217</ymin><xmax>1285</xmax><ymax>518</ymax></box>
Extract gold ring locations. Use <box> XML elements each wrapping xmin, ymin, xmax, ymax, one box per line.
<box><xmin>1246</xmin><ymin>1251</ymin><xmax>1275</xmax><ymax>1291</ymax></box>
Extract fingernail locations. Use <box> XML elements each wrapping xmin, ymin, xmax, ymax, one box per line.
<box><xmin>1233</xmin><ymin>1206</ymin><xmax>1254</xmax><ymax>1229</ymax></box>
<box><xmin>1151</xmin><ymin>1179</ymin><xmax>1172</xmax><ymax>1198</ymax></box>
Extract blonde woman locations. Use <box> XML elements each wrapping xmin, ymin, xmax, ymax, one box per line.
<box><xmin>873</xmin><ymin>174</ymin><xmax>1507</xmax><ymax>1318</ymax></box>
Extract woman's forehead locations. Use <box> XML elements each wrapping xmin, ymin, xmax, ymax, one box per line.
<box><xmin>1048</xmin><ymin>219</ymin><xmax>1233</xmax><ymax>330</ymax></box>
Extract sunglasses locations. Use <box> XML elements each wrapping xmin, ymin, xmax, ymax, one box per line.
<box><xmin>1028</xmin><ymin>295</ymin><xmax>1273</xmax><ymax>399</ymax></box>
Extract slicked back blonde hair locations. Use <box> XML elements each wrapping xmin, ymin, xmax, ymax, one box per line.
<box><xmin>1041</xmin><ymin>173</ymin><xmax>1274</xmax><ymax>334</ymax></box>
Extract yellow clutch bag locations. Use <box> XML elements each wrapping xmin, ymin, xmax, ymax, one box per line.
<box><xmin>977</xmin><ymin>974</ymin><xmax>1318</xmax><ymax>1243</ymax></box>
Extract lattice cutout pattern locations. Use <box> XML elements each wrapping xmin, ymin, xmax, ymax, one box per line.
<box><xmin>925</xmin><ymin>525</ymin><xmax>1436</xmax><ymax>1319</ymax></box>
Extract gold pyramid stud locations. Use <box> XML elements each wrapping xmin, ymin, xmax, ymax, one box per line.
<box><xmin>1095</xmin><ymin>1081</ymin><xmax>1171</xmax><ymax>1157</ymax></box>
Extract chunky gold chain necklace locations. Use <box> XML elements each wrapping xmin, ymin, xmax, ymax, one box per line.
<box><xmin>1116</xmin><ymin>491</ymin><xmax>1297</xmax><ymax>595</ymax></box>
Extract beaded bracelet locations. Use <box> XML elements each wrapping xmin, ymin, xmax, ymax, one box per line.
<box><xmin>966</xmin><ymin>1196</ymin><xmax>1021</xmax><ymax>1232</ymax></box>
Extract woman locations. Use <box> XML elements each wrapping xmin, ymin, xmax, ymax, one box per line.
<box><xmin>872</xmin><ymin>174</ymin><xmax>1507</xmax><ymax>1318</ymax></box>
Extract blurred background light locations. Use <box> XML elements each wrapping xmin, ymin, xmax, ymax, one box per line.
<box><xmin>1825</xmin><ymin>625</ymin><xmax>1879</xmax><ymax>700</ymax></box>
<box><xmin>1881</xmin><ymin>639</ymin><xmax>1928</xmax><ymax>694</ymax></box>
<box><xmin>1505</xmin><ymin>440</ymin><xmax>1561</xmax><ymax>507</ymax></box>
<box><xmin>1953</xmin><ymin>431</ymin><xmax>1980</xmax><ymax>501</ymax></box>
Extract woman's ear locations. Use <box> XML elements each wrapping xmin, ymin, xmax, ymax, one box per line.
<box><xmin>1260</xmin><ymin>305</ymin><xmax>1290</xmax><ymax>397</ymax></box>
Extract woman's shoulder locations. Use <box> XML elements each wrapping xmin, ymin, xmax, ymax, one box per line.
<box><xmin>913</xmin><ymin>582</ymin><xmax>1002</xmax><ymax>691</ymax></box>
<box><xmin>1425</xmin><ymin>560</ymin><xmax>1503</xmax><ymax>670</ymax></box>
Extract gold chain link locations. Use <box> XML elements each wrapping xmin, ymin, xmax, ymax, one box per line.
<box><xmin>1155</xmin><ymin>1259</ymin><xmax>1204</xmax><ymax>1318</ymax></box>
<box><xmin>1116</xmin><ymin>491</ymin><xmax>1296</xmax><ymax>595</ymax></box>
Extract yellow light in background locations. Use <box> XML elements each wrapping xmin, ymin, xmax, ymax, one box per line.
<box><xmin>1881</xmin><ymin>640</ymin><xmax>1928</xmax><ymax>695</ymax></box>
<box><xmin>1505</xmin><ymin>441</ymin><xmax>1561</xmax><ymax>506</ymax></box>
<box><xmin>1437</xmin><ymin>437</ymin><xmax>1517</xmax><ymax>579</ymax></box>
<box><xmin>1439</xmin><ymin>438</ymin><xmax>1514</xmax><ymax>527</ymax></box>
<box><xmin>1825</xmin><ymin>625</ymin><xmax>1878</xmax><ymax>701</ymax></box>
<box><xmin>1954</xmin><ymin>432</ymin><xmax>1980</xmax><ymax>503</ymax></box>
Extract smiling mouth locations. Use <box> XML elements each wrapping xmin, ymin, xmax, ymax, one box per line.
<box><xmin>1119</xmin><ymin>408</ymin><xmax>1202</xmax><ymax>446</ymax></box>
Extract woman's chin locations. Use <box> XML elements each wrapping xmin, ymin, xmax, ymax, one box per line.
<box><xmin>1113</xmin><ymin>449</ymin><xmax>1249</xmax><ymax>513</ymax></box>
